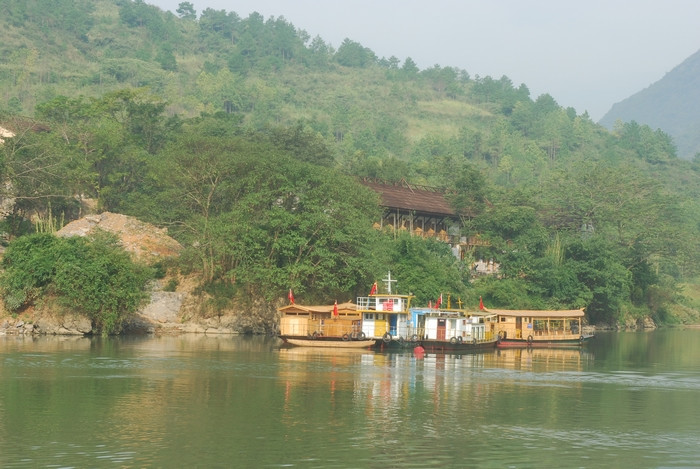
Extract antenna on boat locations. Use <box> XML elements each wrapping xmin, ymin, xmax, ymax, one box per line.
<box><xmin>383</xmin><ymin>271</ymin><xmax>397</xmax><ymax>294</ymax></box>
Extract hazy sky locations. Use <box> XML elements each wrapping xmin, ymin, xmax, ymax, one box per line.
<box><xmin>150</xmin><ymin>0</ymin><xmax>700</xmax><ymax>121</ymax></box>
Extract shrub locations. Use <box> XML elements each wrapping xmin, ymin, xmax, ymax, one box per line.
<box><xmin>0</xmin><ymin>231</ymin><xmax>152</xmax><ymax>334</ymax></box>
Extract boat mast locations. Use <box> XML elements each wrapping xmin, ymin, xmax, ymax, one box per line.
<box><xmin>383</xmin><ymin>271</ymin><xmax>397</xmax><ymax>295</ymax></box>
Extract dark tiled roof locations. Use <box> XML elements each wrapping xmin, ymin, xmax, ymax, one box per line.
<box><xmin>360</xmin><ymin>179</ymin><xmax>455</xmax><ymax>217</ymax></box>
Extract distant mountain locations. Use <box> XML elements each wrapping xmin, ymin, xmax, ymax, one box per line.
<box><xmin>599</xmin><ymin>49</ymin><xmax>700</xmax><ymax>159</ymax></box>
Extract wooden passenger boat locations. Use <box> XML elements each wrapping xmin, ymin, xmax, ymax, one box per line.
<box><xmin>278</xmin><ymin>301</ymin><xmax>375</xmax><ymax>348</ymax></box>
<box><xmin>407</xmin><ymin>308</ymin><xmax>498</xmax><ymax>352</ymax></box>
<box><xmin>488</xmin><ymin>308</ymin><xmax>594</xmax><ymax>347</ymax></box>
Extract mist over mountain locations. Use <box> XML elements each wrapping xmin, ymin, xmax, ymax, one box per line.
<box><xmin>599</xmin><ymin>48</ymin><xmax>700</xmax><ymax>159</ymax></box>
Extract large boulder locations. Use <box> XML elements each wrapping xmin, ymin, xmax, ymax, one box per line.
<box><xmin>56</xmin><ymin>211</ymin><xmax>183</xmax><ymax>263</ymax></box>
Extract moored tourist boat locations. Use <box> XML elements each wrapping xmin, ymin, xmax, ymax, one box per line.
<box><xmin>356</xmin><ymin>271</ymin><xmax>415</xmax><ymax>348</ymax></box>
<box><xmin>278</xmin><ymin>301</ymin><xmax>375</xmax><ymax>348</ymax></box>
<box><xmin>487</xmin><ymin>308</ymin><xmax>594</xmax><ymax>347</ymax></box>
<box><xmin>407</xmin><ymin>307</ymin><xmax>498</xmax><ymax>352</ymax></box>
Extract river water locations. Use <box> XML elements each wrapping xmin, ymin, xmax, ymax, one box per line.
<box><xmin>1</xmin><ymin>329</ymin><xmax>699</xmax><ymax>468</ymax></box>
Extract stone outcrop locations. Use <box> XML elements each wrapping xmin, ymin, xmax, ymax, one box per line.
<box><xmin>1</xmin><ymin>312</ymin><xmax>92</xmax><ymax>336</ymax></box>
<box><xmin>56</xmin><ymin>211</ymin><xmax>183</xmax><ymax>262</ymax></box>
<box><xmin>0</xmin><ymin>126</ymin><xmax>13</xmax><ymax>144</ymax></box>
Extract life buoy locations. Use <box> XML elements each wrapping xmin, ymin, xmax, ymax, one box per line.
<box><xmin>457</xmin><ymin>336</ymin><xmax>463</xmax><ymax>344</ymax></box>
<box><xmin>359</xmin><ymin>332</ymin><xmax>366</xmax><ymax>340</ymax></box>
<box><xmin>450</xmin><ymin>337</ymin><xmax>457</xmax><ymax>344</ymax></box>
<box><xmin>579</xmin><ymin>335</ymin><xmax>584</xmax><ymax>344</ymax></box>
<box><xmin>311</xmin><ymin>331</ymin><xmax>318</xmax><ymax>339</ymax></box>
<box><xmin>411</xmin><ymin>334</ymin><xmax>419</xmax><ymax>343</ymax></box>
<box><xmin>472</xmin><ymin>338</ymin><xmax>477</xmax><ymax>345</ymax></box>
<box><xmin>527</xmin><ymin>335</ymin><xmax>534</xmax><ymax>344</ymax></box>
<box><xmin>342</xmin><ymin>334</ymin><xmax>350</xmax><ymax>341</ymax></box>
<box><xmin>382</xmin><ymin>332</ymin><xmax>392</xmax><ymax>343</ymax></box>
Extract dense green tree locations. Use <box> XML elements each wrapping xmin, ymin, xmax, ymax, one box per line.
<box><xmin>565</xmin><ymin>237</ymin><xmax>632</xmax><ymax>323</ymax></box>
<box><xmin>176</xmin><ymin>2</ymin><xmax>196</xmax><ymax>20</ymax></box>
<box><xmin>335</xmin><ymin>39</ymin><xmax>377</xmax><ymax>67</ymax></box>
<box><xmin>144</xmin><ymin>129</ymin><xmax>383</xmax><ymax>301</ymax></box>
<box><xmin>0</xmin><ymin>118</ymin><xmax>85</xmax><ymax>228</ymax></box>
<box><xmin>447</xmin><ymin>164</ymin><xmax>489</xmax><ymax>217</ymax></box>
<box><xmin>401</xmin><ymin>57</ymin><xmax>420</xmax><ymax>75</ymax></box>
<box><xmin>261</xmin><ymin>123</ymin><xmax>335</xmax><ymax>167</ymax></box>
<box><xmin>387</xmin><ymin>233</ymin><xmax>469</xmax><ymax>307</ymax></box>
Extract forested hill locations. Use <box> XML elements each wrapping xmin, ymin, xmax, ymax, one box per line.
<box><xmin>2</xmin><ymin>0</ymin><xmax>700</xmax><ymax>327</ymax></box>
<box><xmin>599</xmin><ymin>48</ymin><xmax>700</xmax><ymax>160</ymax></box>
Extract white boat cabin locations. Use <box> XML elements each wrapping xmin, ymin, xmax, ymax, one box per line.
<box><xmin>357</xmin><ymin>294</ymin><xmax>412</xmax><ymax>339</ymax></box>
<box><xmin>409</xmin><ymin>309</ymin><xmax>494</xmax><ymax>343</ymax></box>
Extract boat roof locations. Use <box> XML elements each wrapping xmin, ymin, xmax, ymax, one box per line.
<box><xmin>409</xmin><ymin>308</ymin><xmax>497</xmax><ymax>318</ymax></box>
<box><xmin>278</xmin><ymin>301</ymin><xmax>357</xmax><ymax>314</ymax></box>
<box><xmin>368</xmin><ymin>293</ymin><xmax>413</xmax><ymax>299</ymax></box>
<box><xmin>485</xmin><ymin>308</ymin><xmax>585</xmax><ymax>318</ymax></box>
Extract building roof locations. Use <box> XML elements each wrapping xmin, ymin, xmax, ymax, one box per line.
<box><xmin>278</xmin><ymin>301</ymin><xmax>357</xmax><ymax>314</ymax></box>
<box><xmin>360</xmin><ymin>178</ymin><xmax>456</xmax><ymax>217</ymax></box>
<box><xmin>485</xmin><ymin>308</ymin><xmax>585</xmax><ymax>318</ymax></box>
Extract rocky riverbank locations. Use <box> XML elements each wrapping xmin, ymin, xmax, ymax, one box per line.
<box><xmin>0</xmin><ymin>212</ymin><xmax>278</xmax><ymax>337</ymax></box>
<box><xmin>0</xmin><ymin>278</ymin><xmax>279</xmax><ymax>337</ymax></box>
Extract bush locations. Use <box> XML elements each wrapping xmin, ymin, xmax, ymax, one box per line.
<box><xmin>0</xmin><ymin>231</ymin><xmax>152</xmax><ymax>334</ymax></box>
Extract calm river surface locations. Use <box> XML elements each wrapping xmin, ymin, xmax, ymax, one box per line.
<box><xmin>1</xmin><ymin>329</ymin><xmax>699</xmax><ymax>468</ymax></box>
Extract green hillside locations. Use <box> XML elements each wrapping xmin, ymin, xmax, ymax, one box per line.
<box><xmin>2</xmin><ymin>0</ymin><xmax>700</xmax><ymax>328</ymax></box>
<box><xmin>600</xmin><ymin>48</ymin><xmax>700</xmax><ymax>160</ymax></box>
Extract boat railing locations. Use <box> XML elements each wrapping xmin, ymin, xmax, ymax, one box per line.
<box><xmin>356</xmin><ymin>296</ymin><xmax>409</xmax><ymax>312</ymax></box>
<box><xmin>318</xmin><ymin>322</ymin><xmax>363</xmax><ymax>338</ymax></box>
<box><xmin>281</xmin><ymin>321</ymin><xmax>363</xmax><ymax>338</ymax></box>
<box><xmin>413</xmin><ymin>323</ymin><xmax>491</xmax><ymax>342</ymax></box>
<box><xmin>517</xmin><ymin>329</ymin><xmax>585</xmax><ymax>340</ymax></box>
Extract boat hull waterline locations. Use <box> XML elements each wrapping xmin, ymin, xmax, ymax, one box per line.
<box><xmin>282</xmin><ymin>337</ymin><xmax>376</xmax><ymax>348</ymax></box>
<box><xmin>497</xmin><ymin>335</ymin><xmax>593</xmax><ymax>348</ymax></box>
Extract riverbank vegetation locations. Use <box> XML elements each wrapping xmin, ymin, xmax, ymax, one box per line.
<box><xmin>0</xmin><ymin>232</ymin><xmax>151</xmax><ymax>334</ymax></box>
<box><xmin>1</xmin><ymin>0</ymin><xmax>700</xmax><ymax>330</ymax></box>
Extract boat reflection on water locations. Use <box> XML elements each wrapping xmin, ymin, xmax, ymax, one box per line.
<box><xmin>277</xmin><ymin>345</ymin><xmax>593</xmax><ymax>375</ymax></box>
<box><xmin>489</xmin><ymin>346</ymin><xmax>594</xmax><ymax>371</ymax></box>
<box><xmin>278</xmin><ymin>345</ymin><xmax>375</xmax><ymax>358</ymax></box>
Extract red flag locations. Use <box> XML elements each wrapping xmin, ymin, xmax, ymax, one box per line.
<box><xmin>369</xmin><ymin>282</ymin><xmax>377</xmax><ymax>296</ymax></box>
<box><xmin>333</xmin><ymin>300</ymin><xmax>338</xmax><ymax>317</ymax></box>
<box><xmin>436</xmin><ymin>293</ymin><xmax>443</xmax><ymax>309</ymax></box>
<box><xmin>288</xmin><ymin>289</ymin><xmax>295</xmax><ymax>304</ymax></box>
<box><xmin>479</xmin><ymin>296</ymin><xmax>484</xmax><ymax>310</ymax></box>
